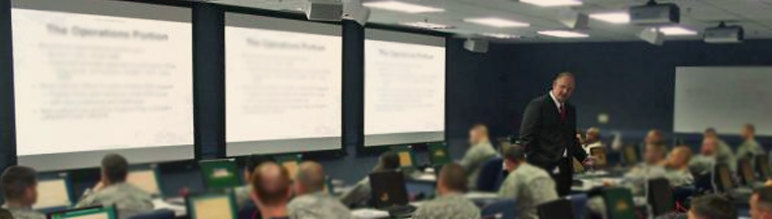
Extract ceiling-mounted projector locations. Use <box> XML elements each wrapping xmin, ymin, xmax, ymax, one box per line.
<box><xmin>704</xmin><ymin>23</ymin><xmax>744</xmax><ymax>44</ymax></box>
<box><xmin>629</xmin><ymin>0</ymin><xmax>680</xmax><ymax>26</ymax></box>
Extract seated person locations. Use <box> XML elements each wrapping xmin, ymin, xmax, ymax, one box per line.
<box><xmin>248</xmin><ymin>162</ymin><xmax>292</xmax><ymax>219</ymax></box>
<box><xmin>644</xmin><ymin>129</ymin><xmax>665</xmax><ymax>146</ymax></box>
<box><xmin>687</xmin><ymin>194</ymin><xmax>737</xmax><ymax>219</ymax></box>
<box><xmin>583</xmin><ymin>127</ymin><xmax>604</xmax><ymax>154</ymax></box>
<box><xmin>689</xmin><ymin>137</ymin><xmax>719</xmax><ymax>176</ymax></box>
<box><xmin>498</xmin><ymin>145</ymin><xmax>558</xmax><ymax>219</ymax></box>
<box><xmin>460</xmin><ymin>124</ymin><xmax>498</xmax><ymax>190</ymax></box>
<box><xmin>1</xmin><ymin>166</ymin><xmax>45</xmax><ymax>219</ymax></box>
<box><xmin>288</xmin><ymin>161</ymin><xmax>351</xmax><ymax>219</ymax></box>
<box><xmin>705</xmin><ymin>128</ymin><xmax>736</xmax><ymax>171</ymax></box>
<box><xmin>236</xmin><ymin>155</ymin><xmax>273</xmax><ymax>209</ymax></box>
<box><xmin>608</xmin><ymin>143</ymin><xmax>667</xmax><ymax>196</ymax></box>
<box><xmin>413</xmin><ymin>163</ymin><xmax>480</xmax><ymax>219</ymax></box>
<box><xmin>664</xmin><ymin>146</ymin><xmax>695</xmax><ymax>187</ymax></box>
<box><xmin>339</xmin><ymin>151</ymin><xmax>401</xmax><ymax>207</ymax></box>
<box><xmin>737</xmin><ymin>124</ymin><xmax>766</xmax><ymax>160</ymax></box>
<box><xmin>751</xmin><ymin>187</ymin><xmax>772</xmax><ymax>219</ymax></box>
<box><xmin>75</xmin><ymin>154</ymin><xmax>153</xmax><ymax>219</ymax></box>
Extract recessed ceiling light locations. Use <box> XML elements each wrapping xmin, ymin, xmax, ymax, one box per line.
<box><xmin>463</xmin><ymin>17</ymin><xmax>530</xmax><ymax>28</ymax></box>
<box><xmin>589</xmin><ymin>12</ymin><xmax>630</xmax><ymax>24</ymax></box>
<box><xmin>363</xmin><ymin>1</ymin><xmax>444</xmax><ymax>13</ymax></box>
<box><xmin>538</xmin><ymin>30</ymin><xmax>589</xmax><ymax>38</ymax></box>
<box><xmin>659</xmin><ymin>27</ymin><xmax>698</xmax><ymax>36</ymax></box>
<box><xmin>481</xmin><ymin>33</ymin><xmax>523</xmax><ymax>39</ymax></box>
<box><xmin>519</xmin><ymin>0</ymin><xmax>582</xmax><ymax>7</ymax></box>
<box><xmin>399</xmin><ymin>21</ymin><xmax>454</xmax><ymax>30</ymax></box>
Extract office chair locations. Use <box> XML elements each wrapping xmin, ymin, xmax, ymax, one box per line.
<box><xmin>648</xmin><ymin>178</ymin><xmax>675</xmax><ymax>217</ymax></box>
<box><xmin>128</xmin><ymin>209</ymin><xmax>175</xmax><ymax>219</ymax></box>
<box><xmin>480</xmin><ymin>198</ymin><xmax>516</xmax><ymax>219</ymax></box>
<box><xmin>475</xmin><ymin>157</ymin><xmax>504</xmax><ymax>192</ymax></box>
<box><xmin>537</xmin><ymin>198</ymin><xmax>575</xmax><ymax>219</ymax></box>
<box><xmin>566</xmin><ymin>194</ymin><xmax>588</xmax><ymax>219</ymax></box>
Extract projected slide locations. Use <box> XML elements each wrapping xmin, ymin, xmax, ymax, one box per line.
<box><xmin>12</xmin><ymin>0</ymin><xmax>193</xmax><ymax>171</ymax></box>
<box><xmin>225</xmin><ymin>13</ymin><xmax>342</xmax><ymax>156</ymax></box>
<box><xmin>364</xmin><ymin>29</ymin><xmax>446</xmax><ymax>147</ymax></box>
<box><xmin>675</xmin><ymin>67</ymin><xmax>772</xmax><ymax>135</ymax></box>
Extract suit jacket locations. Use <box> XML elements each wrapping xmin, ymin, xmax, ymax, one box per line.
<box><xmin>519</xmin><ymin>94</ymin><xmax>587</xmax><ymax>170</ymax></box>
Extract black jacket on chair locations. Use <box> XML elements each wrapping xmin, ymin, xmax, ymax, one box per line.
<box><xmin>519</xmin><ymin>94</ymin><xmax>588</xmax><ymax>170</ymax></box>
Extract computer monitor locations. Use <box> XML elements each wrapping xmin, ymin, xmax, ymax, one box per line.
<box><xmin>428</xmin><ymin>142</ymin><xmax>451</xmax><ymax>166</ymax></box>
<box><xmin>590</xmin><ymin>147</ymin><xmax>608</xmax><ymax>168</ymax></box>
<box><xmin>602</xmin><ymin>187</ymin><xmax>636</xmax><ymax>219</ymax></box>
<box><xmin>647</xmin><ymin>178</ymin><xmax>674</xmax><ymax>217</ymax></box>
<box><xmin>48</xmin><ymin>206</ymin><xmax>117</xmax><ymax>219</ymax></box>
<box><xmin>368</xmin><ymin>170</ymin><xmax>408</xmax><ymax>209</ymax></box>
<box><xmin>186</xmin><ymin>193</ymin><xmax>237</xmax><ymax>219</ymax></box>
<box><xmin>199</xmin><ymin>159</ymin><xmax>241</xmax><ymax>191</ymax></box>
<box><xmin>739</xmin><ymin>158</ymin><xmax>756</xmax><ymax>186</ymax></box>
<box><xmin>756</xmin><ymin>154</ymin><xmax>772</xmax><ymax>180</ymax></box>
<box><xmin>391</xmin><ymin>146</ymin><xmax>416</xmax><ymax>169</ymax></box>
<box><xmin>127</xmin><ymin>168</ymin><xmax>161</xmax><ymax>197</ymax></box>
<box><xmin>537</xmin><ymin>198</ymin><xmax>575</xmax><ymax>219</ymax></box>
<box><xmin>623</xmin><ymin>145</ymin><xmax>639</xmax><ymax>165</ymax></box>
<box><xmin>714</xmin><ymin>164</ymin><xmax>735</xmax><ymax>193</ymax></box>
<box><xmin>34</xmin><ymin>178</ymin><xmax>72</xmax><ymax>210</ymax></box>
<box><xmin>273</xmin><ymin>154</ymin><xmax>302</xmax><ymax>180</ymax></box>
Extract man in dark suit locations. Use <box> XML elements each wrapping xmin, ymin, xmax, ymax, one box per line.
<box><xmin>519</xmin><ymin>72</ymin><xmax>592</xmax><ymax>196</ymax></box>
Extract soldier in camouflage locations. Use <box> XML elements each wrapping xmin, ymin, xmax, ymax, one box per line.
<box><xmin>1</xmin><ymin>166</ymin><xmax>45</xmax><ymax>219</ymax></box>
<box><xmin>75</xmin><ymin>154</ymin><xmax>153</xmax><ymax>219</ymax></box>
<box><xmin>413</xmin><ymin>163</ymin><xmax>480</xmax><ymax>219</ymax></box>
<box><xmin>460</xmin><ymin>124</ymin><xmax>499</xmax><ymax>190</ymax></box>
<box><xmin>287</xmin><ymin>161</ymin><xmax>352</xmax><ymax>219</ymax></box>
<box><xmin>498</xmin><ymin>145</ymin><xmax>558</xmax><ymax>219</ymax></box>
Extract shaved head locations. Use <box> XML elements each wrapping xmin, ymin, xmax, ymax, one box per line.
<box><xmin>251</xmin><ymin>162</ymin><xmax>291</xmax><ymax>207</ymax></box>
<box><xmin>295</xmin><ymin>161</ymin><xmax>326</xmax><ymax>195</ymax></box>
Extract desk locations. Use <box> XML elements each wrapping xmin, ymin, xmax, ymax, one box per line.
<box><xmin>152</xmin><ymin>198</ymin><xmax>186</xmax><ymax>217</ymax></box>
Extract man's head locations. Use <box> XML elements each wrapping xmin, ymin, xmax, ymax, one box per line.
<box><xmin>469</xmin><ymin>124</ymin><xmax>489</xmax><ymax>146</ymax></box>
<box><xmin>667</xmin><ymin>146</ymin><xmax>692</xmax><ymax>169</ymax></box>
<box><xmin>1</xmin><ymin>166</ymin><xmax>38</xmax><ymax>206</ymax></box>
<box><xmin>645</xmin><ymin>129</ymin><xmax>665</xmax><ymax>145</ymax></box>
<box><xmin>251</xmin><ymin>162</ymin><xmax>292</xmax><ymax>208</ymax></box>
<box><xmin>244</xmin><ymin>155</ymin><xmax>273</xmax><ymax>183</ymax></box>
<box><xmin>101</xmin><ymin>154</ymin><xmax>129</xmax><ymax>185</ymax></box>
<box><xmin>585</xmin><ymin>127</ymin><xmax>601</xmax><ymax>144</ymax></box>
<box><xmin>705</xmin><ymin>128</ymin><xmax>718</xmax><ymax>139</ymax></box>
<box><xmin>688</xmin><ymin>194</ymin><xmax>737</xmax><ymax>219</ymax></box>
<box><xmin>644</xmin><ymin>143</ymin><xmax>668</xmax><ymax>165</ymax></box>
<box><xmin>503</xmin><ymin>145</ymin><xmax>527</xmax><ymax>172</ymax></box>
<box><xmin>293</xmin><ymin>161</ymin><xmax>326</xmax><ymax>196</ymax></box>
<box><xmin>701</xmin><ymin>137</ymin><xmax>718</xmax><ymax>156</ymax></box>
<box><xmin>374</xmin><ymin>151</ymin><xmax>401</xmax><ymax>172</ymax></box>
<box><xmin>551</xmin><ymin>72</ymin><xmax>575</xmax><ymax>103</ymax></box>
<box><xmin>743</xmin><ymin>124</ymin><xmax>756</xmax><ymax>141</ymax></box>
<box><xmin>750</xmin><ymin>187</ymin><xmax>772</xmax><ymax>219</ymax></box>
<box><xmin>436</xmin><ymin>163</ymin><xmax>467</xmax><ymax>196</ymax></box>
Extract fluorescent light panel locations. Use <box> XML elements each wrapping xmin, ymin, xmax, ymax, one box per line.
<box><xmin>481</xmin><ymin>33</ymin><xmax>522</xmax><ymax>39</ymax></box>
<box><xmin>463</xmin><ymin>17</ymin><xmax>529</xmax><ymax>28</ymax></box>
<box><xmin>538</xmin><ymin>30</ymin><xmax>589</xmax><ymax>38</ymax></box>
<box><xmin>520</xmin><ymin>0</ymin><xmax>582</xmax><ymax>7</ymax></box>
<box><xmin>589</xmin><ymin>12</ymin><xmax>630</xmax><ymax>24</ymax></box>
<box><xmin>400</xmin><ymin>21</ymin><xmax>454</xmax><ymax>30</ymax></box>
<box><xmin>659</xmin><ymin>27</ymin><xmax>697</xmax><ymax>36</ymax></box>
<box><xmin>363</xmin><ymin>1</ymin><xmax>444</xmax><ymax>13</ymax></box>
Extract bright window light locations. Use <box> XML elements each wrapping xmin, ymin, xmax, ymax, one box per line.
<box><xmin>538</xmin><ymin>30</ymin><xmax>589</xmax><ymax>38</ymax></box>
<box><xmin>659</xmin><ymin>27</ymin><xmax>698</xmax><ymax>36</ymax></box>
<box><xmin>363</xmin><ymin>1</ymin><xmax>444</xmax><ymax>13</ymax></box>
<box><xmin>463</xmin><ymin>17</ymin><xmax>530</xmax><ymax>28</ymax></box>
<box><xmin>520</xmin><ymin>0</ymin><xmax>582</xmax><ymax>7</ymax></box>
<box><xmin>589</xmin><ymin>12</ymin><xmax>630</xmax><ymax>24</ymax></box>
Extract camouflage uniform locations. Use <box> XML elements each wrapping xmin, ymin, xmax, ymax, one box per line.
<box><xmin>736</xmin><ymin>139</ymin><xmax>765</xmax><ymax>160</ymax></box>
<box><xmin>498</xmin><ymin>163</ymin><xmax>558</xmax><ymax>219</ymax></box>
<box><xmin>460</xmin><ymin>141</ymin><xmax>498</xmax><ymax>189</ymax></box>
<box><xmin>2</xmin><ymin>206</ymin><xmax>44</xmax><ymax>219</ymax></box>
<box><xmin>288</xmin><ymin>191</ymin><xmax>352</xmax><ymax>219</ymax></box>
<box><xmin>620</xmin><ymin>163</ymin><xmax>666</xmax><ymax>196</ymax></box>
<box><xmin>689</xmin><ymin>155</ymin><xmax>716</xmax><ymax>176</ymax></box>
<box><xmin>234</xmin><ymin>185</ymin><xmax>252</xmax><ymax>209</ymax></box>
<box><xmin>664</xmin><ymin>168</ymin><xmax>694</xmax><ymax>187</ymax></box>
<box><xmin>339</xmin><ymin>178</ymin><xmax>371</xmax><ymax>207</ymax></box>
<box><xmin>413</xmin><ymin>193</ymin><xmax>480</xmax><ymax>219</ymax></box>
<box><xmin>75</xmin><ymin>183</ymin><xmax>154</xmax><ymax>219</ymax></box>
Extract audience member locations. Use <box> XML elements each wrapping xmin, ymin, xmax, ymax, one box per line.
<box><xmin>664</xmin><ymin>146</ymin><xmax>695</xmax><ymax>187</ymax></box>
<box><xmin>612</xmin><ymin>143</ymin><xmax>667</xmax><ymax>195</ymax></box>
<box><xmin>583</xmin><ymin>127</ymin><xmax>603</xmax><ymax>154</ymax></box>
<box><xmin>644</xmin><ymin>129</ymin><xmax>665</xmax><ymax>146</ymax></box>
<box><xmin>1</xmin><ymin>166</ymin><xmax>44</xmax><ymax>219</ymax></box>
<box><xmin>690</xmin><ymin>137</ymin><xmax>719</xmax><ymax>175</ymax></box>
<box><xmin>339</xmin><ymin>151</ymin><xmax>401</xmax><ymax>207</ymax></box>
<box><xmin>460</xmin><ymin>124</ymin><xmax>498</xmax><ymax>190</ymax></box>
<box><xmin>236</xmin><ymin>155</ymin><xmax>273</xmax><ymax>209</ymax></box>
<box><xmin>750</xmin><ymin>187</ymin><xmax>772</xmax><ymax>219</ymax></box>
<box><xmin>413</xmin><ymin>163</ymin><xmax>480</xmax><ymax>219</ymax></box>
<box><xmin>687</xmin><ymin>194</ymin><xmax>737</xmax><ymax>219</ymax></box>
<box><xmin>288</xmin><ymin>161</ymin><xmax>351</xmax><ymax>219</ymax></box>
<box><xmin>499</xmin><ymin>145</ymin><xmax>558</xmax><ymax>219</ymax></box>
<box><xmin>737</xmin><ymin>124</ymin><xmax>766</xmax><ymax>160</ymax></box>
<box><xmin>75</xmin><ymin>154</ymin><xmax>153</xmax><ymax>219</ymax></box>
<box><xmin>250</xmin><ymin>162</ymin><xmax>292</xmax><ymax>219</ymax></box>
<box><xmin>705</xmin><ymin>128</ymin><xmax>736</xmax><ymax>171</ymax></box>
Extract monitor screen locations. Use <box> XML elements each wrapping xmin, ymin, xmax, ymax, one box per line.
<box><xmin>189</xmin><ymin>194</ymin><xmax>236</xmax><ymax>219</ymax></box>
<box><xmin>200</xmin><ymin>160</ymin><xmax>240</xmax><ymax>190</ymax></box>
<box><xmin>33</xmin><ymin>179</ymin><xmax>71</xmax><ymax>209</ymax></box>
<box><xmin>127</xmin><ymin>169</ymin><xmax>161</xmax><ymax>196</ymax></box>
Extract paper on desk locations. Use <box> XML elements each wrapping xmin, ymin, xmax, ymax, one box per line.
<box><xmin>351</xmin><ymin>209</ymin><xmax>390</xmax><ymax>219</ymax></box>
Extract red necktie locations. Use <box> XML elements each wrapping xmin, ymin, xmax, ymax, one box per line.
<box><xmin>560</xmin><ymin>105</ymin><xmax>566</xmax><ymax>123</ymax></box>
